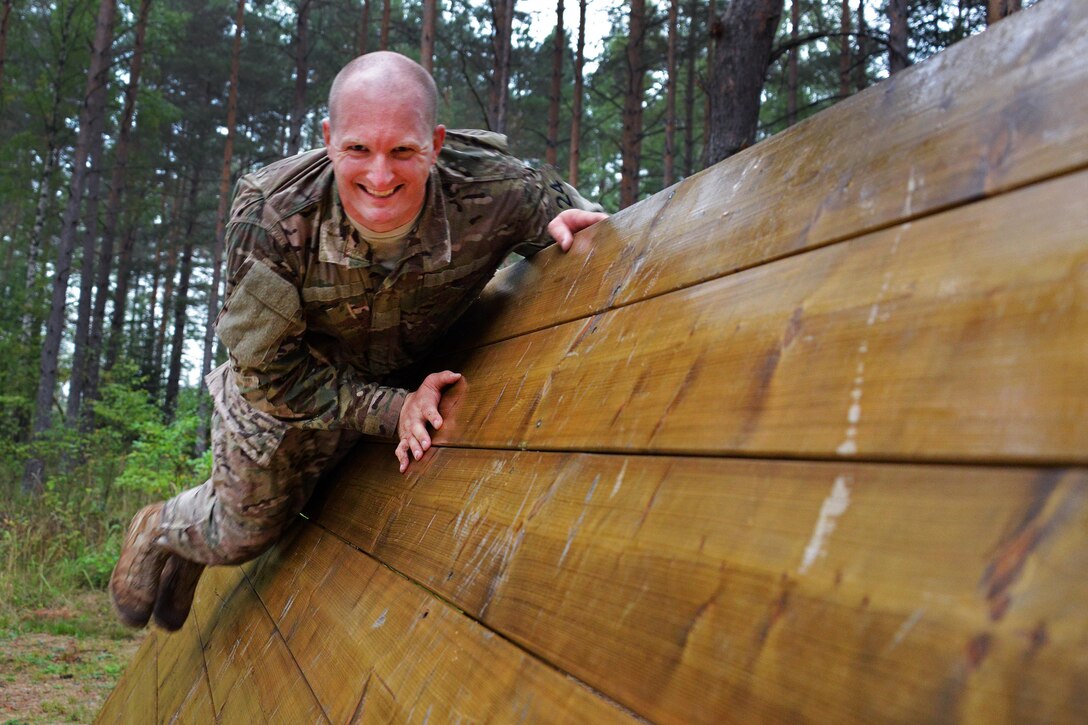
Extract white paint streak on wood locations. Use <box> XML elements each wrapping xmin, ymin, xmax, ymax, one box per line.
<box><xmin>799</xmin><ymin>475</ymin><xmax>852</xmax><ymax>574</ymax></box>
<box><xmin>887</xmin><ymin>607</ymin><xmax>926</xmax><ymax>652</ymax></box>
<box><xmin>611</xmin><ymin>460</ymin><xmax>628</xmax><ymax>498</ymax></box>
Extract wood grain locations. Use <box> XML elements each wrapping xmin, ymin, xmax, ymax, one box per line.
<box><xmin>95</xmin><ymin>631</ymin><xmax>158</xmax><ymax>724</ymax></box>
<box><xmin>319</xmin><ymin>444</ymin><xmax>1088</xmax><ymax>724</ymax></box>
<box><xmin>243</xmin><ymin>521</ymin><xmax>639</xmax><ymax>724</ymax></box>
<box><xmin>156</xmin><ymin>613</ymin><xmax>214</xmax><ymax>724</ymax></box>
<box><xmin>430</xmin><ymin>171</ymin><xmax>1088</xmax><ymax>464</ymax></box>
<box><xmin>198</xmin><ymin>569</ymin><xmax>328</xmax><ymax>723</ymax></box>
<box><xmin>453</xmin><ymin>0</ymin><xmax>1088</xmax><ymax>348</ymax></box>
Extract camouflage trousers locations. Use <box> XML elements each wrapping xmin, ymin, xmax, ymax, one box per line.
<box><xmin>158</xmin><ymin>364</ymin><xmax>361</xmax><ymax>565</ymax></box>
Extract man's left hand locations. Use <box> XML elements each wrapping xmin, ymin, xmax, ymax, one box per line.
<box><xmin>396</xmin><ymin>370</ymin><xmax>462</xmax><ymax>473</ymax></box>
<box><xmin>547</xmin><ymin>209</ymin><xmax>609</xmax><ymax>252</ymax></box>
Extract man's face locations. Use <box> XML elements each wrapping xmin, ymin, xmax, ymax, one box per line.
<box><xmin>323</xmin><ymin>85</ymin><xmax>444</xmax><ymax>233</ymax></box>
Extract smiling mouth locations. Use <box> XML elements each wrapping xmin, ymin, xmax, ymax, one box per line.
<box><xmin>360</xmin><ymin>184</ymin><xmax>400</xmax><ymax>199</ymax></box>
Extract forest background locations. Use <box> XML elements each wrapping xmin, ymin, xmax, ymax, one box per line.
<box><xmin>0</xmin><ymin>0</ymin><xmax>1029</xmax><ymax>716</ymax></box>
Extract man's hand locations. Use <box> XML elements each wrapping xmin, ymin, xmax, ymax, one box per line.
<box><xmin>396</xmin><ymin>370</ymin><xmax>462</xmax><ymax>473</ymax></box>
<box><xmin>547</xmin><ymin>209</ymin><xmax>609</xmax><ymax>252</ymax></box>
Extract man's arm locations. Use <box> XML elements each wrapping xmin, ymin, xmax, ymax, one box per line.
<box><xmin>217</xmin><ymin>184</ymin><xmax>407</xmax><ymax>438</ymax></box>
<box><xmin>391</xmin><ymin>155</ymin><xmax>607</xmax><ymax>473</ymax></box>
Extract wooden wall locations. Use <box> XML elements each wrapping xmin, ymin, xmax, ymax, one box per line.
<box><xmin>98</xmin><ymin>1</ymin><xmax>1088</xmax><ymax>721</ymax></box>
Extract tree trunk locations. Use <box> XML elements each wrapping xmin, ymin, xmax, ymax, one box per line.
<box><xmin>150</xmin><ymin>238</ymin><xmax>174</xmax><ymax>397</ymax></box>
<box><xmin>198</xmin><ymin>0</ymin><xmax>244</xmax><ymax>452</ymax></box>
<box><xmin>703</xmin><ymin>0</ymin><xmax>783</xmax><ymax>166</ymax></box>
<box><xmin>24</xmin><ymin>0</ymin><xmax>116</xmax><ymax>495</ymax></box>
<box><xmin>104</xmin><ymin>221</ymin><xmax>136</xmax><ymax>372</ymax></box>
<box><xmin>149</xmin><ymin>175</ymin><xmax>184</xmax><ymax>391</ymax></box>
<box><xmin>66</xmin><ymin>127</ymin><xmax>107</xmax><ymax>425</ymax></box>
<box><xmin>987</xmin><ymin>0</ymin><xmax>1021</xmax><ymax>25</ymax></box>
<box><xmin>787</xmin><ymin>0</ymin><xmax>799</xmax><ymax>126</ymax></box>
<box><xmin>420</xmin><ymin>0</ymin><xmax>436</xmax><ymax>73</ymax></box>
<box><xmin>288</xmin><ymin>0</ymin><xmax>309</xmax><ymax>156</ymax></box>
<box><xmin>888</xmin><ymin>0</ymin><xmax>910</xmax><ymax>75</ymax></box>
<box><xmin>84</xmin><ymin>0</ymin><xmax>152</xmax><ymax>418</ymax></box>
<box><xmin>683</xmin><ymin>0</ymin><xmax>696</xmax><ymax>175</ymax></box>
<box><xmin>22</xmin><ymin>0</ymin><xmax>79</xmax><ymax>341</ymax></box>
<box><xmin>380</xmin><ymin>0</ymin><xmax>390</xmax><ymax>49</ymax></box>
<box><xmin>0</xmin><ymin>0</ymin><xmax>12</xmax><ymax>99</ymax></box>
<box><xmin>545</xmin><ymin>0</ymin><xmax>563</xmax><ymax>167</ymax></box>
<box><xmin>568</xmin><ymin>0</ymin><xmax>585</xmax><ymax>186</ymax></box>
<box><xmin>855</xmin><ymin>0</ymin><xmax>868</xmax><ymax>92</ymax></box>
<box><xmin>702</xmin><ymin>0</ymin><xmax>716</xmax><ymax>161</ymax></box>
<box><xmin>487</xmin><ymin>0</ymin><xmax>515</xmax><ymax>133</ymax></box>
<box><xmin>165</xmin><ymin>237</ymin><xmax>195</xmax><ymax>419</ymax></box>
<box><xmin>838</xmin><ymin>0</ymin><xmax>852</xmax><ymax>99</ymax></box>
<box><xmin>22</xmin><ymin>147</ymin><xmax>58</xmax><ymax>340</ymax></box>
<box><xmin>140</xmin><ymin>231</ymin><xmax>162</xmax><ymax>393</ymax></box>
<box><xmin>663</xmin><ymin>0</ymin><xmax>679</xmax><ymax>187</ymax></box>
<box><xmin>163</xmin><ymin>166</ymin><xmax>203</xmax><ymax>418</ymax></box>
<box><xmin>357</xmin><ymin>0</ymin><xmax>368</xmax><ymax>55</ymax></box>
<box><xmin>619</xmin><ymin>0</ymin><xmax>646</xmax><ymax>209</ymax></box>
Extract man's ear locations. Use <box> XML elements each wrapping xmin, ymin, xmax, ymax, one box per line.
<box><xmin>431</xmin><ymin>125</ymin><xmax>446</xmax><ymax>160</ymax></box>
<box><xmin>322</xmin><ymin>118</ymin><xmax>332</xmax><ymax>150</ymax></box>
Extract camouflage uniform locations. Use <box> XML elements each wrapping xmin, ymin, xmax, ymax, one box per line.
<box><xmin>159</xmin><ymin>130</ymin><xmax>601</xmax><ymax>565</ymax></box>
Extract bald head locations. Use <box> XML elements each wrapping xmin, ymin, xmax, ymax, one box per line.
<box><xmin>327</xmin><ymin>52</ymin><xmax>439</xmax><ymax>132</ymax></box>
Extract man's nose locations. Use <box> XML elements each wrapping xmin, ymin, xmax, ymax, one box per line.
<box><xmin>365</xmin><ymin>155</ymin><xmax>395</xmax><ymax>188</ymax></box>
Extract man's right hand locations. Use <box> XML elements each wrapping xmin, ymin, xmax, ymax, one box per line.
<box><xmin>396</xmin><ymin>370</ymin><xmax>463</xmax><ymax>473</ymax></box>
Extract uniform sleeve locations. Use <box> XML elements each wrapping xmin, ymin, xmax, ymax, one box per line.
<box><xmin>507</xmin><ymin>166</ymin><xmax>605</xmax><ymax>258</ymax></box>
<box><xmin>214</xmin><ymin>179</ymin><xmax>406</xmax><ymax>438</ymax></box>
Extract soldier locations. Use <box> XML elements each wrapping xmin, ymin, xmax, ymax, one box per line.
<box><xmin>108</xmin><ymin>51</ymin><xmax>607</xmax><ymax>632</ymax></box>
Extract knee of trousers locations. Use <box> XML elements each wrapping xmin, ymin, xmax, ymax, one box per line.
<box><xmin>206</xmin><ymin>514</ymin><xmax>291</xmax><ymax>566</ymax></box>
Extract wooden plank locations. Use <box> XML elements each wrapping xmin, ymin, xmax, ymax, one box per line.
<box><xmin>454</xmin><ymin>0</ymin><xmax>1088</xmax><ymax>348</ymax></box>
<box><xmin>198</xmin><ymin>565</ymin><xmax>327</xmax><ymax>723</ymax></box>
<box><xmin>430</xmin><ymin>171</ymin><xmax>1088</xmax><ymax>464</ymax></box>
<box><xmin>94</xmin><ymin>631</ymin><xmax>158</xmax><ymax>724</ymax></box>
<box><xmin>317</xmin><ymin>444</ymin><xmax>1088</xmax><ymax>724</ymax></box>
<box><xmin>156</xmin><ymin>606</ymin><xmax>215</xmax><ymax>725</ymax></box>
<box><xmin>244</xmin><ymin>520</ymin><xmax>639</xmax><ymax>724</ymax></box>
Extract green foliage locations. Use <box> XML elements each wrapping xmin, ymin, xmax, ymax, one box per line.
<box><xmin>114</xmin><ymin>406</ymin><xmax>209</xmax><ymax>499</ymax></box>
<box><xmin>0</xmin><ymin>367</ymin><xmax>209</xmax><ymax>618</ymax></box>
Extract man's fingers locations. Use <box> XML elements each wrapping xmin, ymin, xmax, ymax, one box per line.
<box><xmin>427</xmin><ymin>370</ymin><xmax>462</xmax><ymax>390</ymax></box>
<box><xmin>396</xmin><ymin>440</ymin><xmax>410</xmax><ymax>473</ymax></box>
<box><xmin>547</xmin><ymin>218</ymin><xmax>573</xmax><ymax>251</ymax></box>
<box><xmin>411</xmin><ymin>419</ymin><xmax>431</xmax><ymax>447</ymax></box>
<box><xmin>548</xmin><ymin>209</ymin><xmax>608</xmax><ymax>252</ymax></box>
<box><xmin>421</xmin><ymin>403</ymin><xmax>443</xmax><ymax>430</ymax></box>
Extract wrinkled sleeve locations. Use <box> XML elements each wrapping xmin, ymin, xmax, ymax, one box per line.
<box><xmin>508</xmin><ymin>166</ymin><xmax>604</xmax><ymax>258</ymax></box>
<box><xmin>214</xmin><ymin>179</ymin><xmax>406</xmax><ymax>438</ymax></box>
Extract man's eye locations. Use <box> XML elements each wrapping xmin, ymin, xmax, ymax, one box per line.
<box><xmin>348</xmin><ymin>145</ymin><xmax>367</xmax><ymax>153</ymax></box>
<box><xmin>393</xmin><ymin>148</ymin><xmax>415</xmax><ymax>158</ymax></box>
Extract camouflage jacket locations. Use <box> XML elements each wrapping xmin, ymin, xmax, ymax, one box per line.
<box><xmin>214</xmin><ymin>130</ymin><xmax>601</xmax><ymax>439</ymax></box>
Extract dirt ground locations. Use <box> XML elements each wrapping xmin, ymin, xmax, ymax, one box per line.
<box><xmin>0</xmin><ymin>591</ymin><xmax>145</xmax><ymax>725</ymax></box>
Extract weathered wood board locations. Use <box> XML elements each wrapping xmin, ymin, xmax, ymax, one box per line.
<box><xmin>314</xmin><ymin>447</ymin><xmax>1088</xmax><ymax>723</ymax></box>
<box><xmin>433</xmin><ymin>171</ymin><xmax>1088</xmax><ymax>463</ymax></box>
<box><xmin>98</xmin><ymin>1</ymin><xmax>1088</xmax><ymax>722</ymax></box>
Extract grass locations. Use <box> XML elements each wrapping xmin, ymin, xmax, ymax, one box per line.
<box><xmin>0</xmin><ymin>484</ymin><xmax>160</xmax><ymax>724</ymax></box>
<box><xmin>0</xmin><ymin>589</ymin><xmax>146</xmax><ymax>724</ymax></box>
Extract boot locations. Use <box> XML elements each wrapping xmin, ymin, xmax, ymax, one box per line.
<box><xmin>109</xmin><ymin>503</ymin><xmax>168</xmax><ymax>628</ymax></box>
<box><xmin>152</xmin><ymin>555</ymin><xmax>205</xmax><ymax>632</ymax></box>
